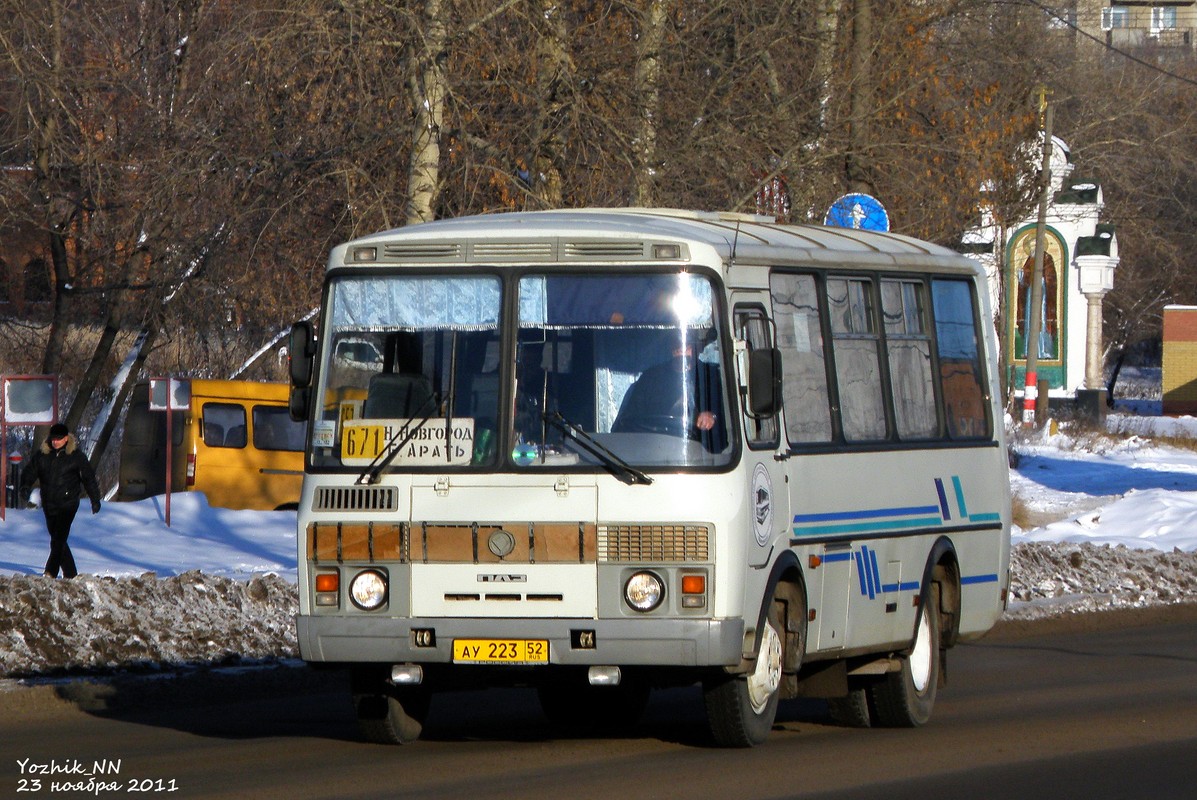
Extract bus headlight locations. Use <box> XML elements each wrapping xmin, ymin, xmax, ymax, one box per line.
<box><xmin>624</xmin><ymin>571</ymin><xmax>664</xmax><ymax>612</ymax></box>
<box><xmin>349</xmin><ymin>569</ymin><xmax>388</xmax><ymax>610</ymax></box>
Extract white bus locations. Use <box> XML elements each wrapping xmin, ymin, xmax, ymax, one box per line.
<box><xmin>287</xmin><ymin>208</ymin><xmax>1011</xmax><ymax>747</ymax></box>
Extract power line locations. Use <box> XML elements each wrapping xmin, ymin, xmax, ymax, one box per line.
<box><xmin>1020</xmin><ymin>0</ymin><xmax>1197</xmax><ymax>89</ymax></box>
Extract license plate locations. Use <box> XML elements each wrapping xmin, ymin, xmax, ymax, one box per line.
<box><xmin>452</xmin><ymin>639</ymin><xmax>549</xmax><ymax>664</ymax></box>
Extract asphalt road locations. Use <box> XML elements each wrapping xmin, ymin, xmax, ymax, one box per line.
<box><xmin>3</xmin><ymin>605</ymin><xmax>1196</xmax><ymax>800</ymax></box>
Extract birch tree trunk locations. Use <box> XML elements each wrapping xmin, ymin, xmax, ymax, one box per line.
<box><xmin>632</xmin><ymin>0</ymin><xmax>667</xmax><ymax>207</ymax></box>
<box><xmin>405</xmin><ymin>0</ymin><xmax>449</xmax><ymax>225</ymax></box>
<box><xmin>29</xmin><ymin>0</ymin><xmax>72</xmax><ymax>378</ymax></box>
<box><xmin>530</xmin><ymin>0</ymin><xmax>572</xmax><ymax>209</ymax></box>
<box><xmin>845</xmin><ymin>0</ymin><xmax>875</xmax><ymax>194</ymax></box>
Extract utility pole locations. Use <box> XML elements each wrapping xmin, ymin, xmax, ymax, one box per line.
<box><xmin>1022</xmin><ymin>86</ymin><xmax>1053</xmax><ymax>429</ymax></box>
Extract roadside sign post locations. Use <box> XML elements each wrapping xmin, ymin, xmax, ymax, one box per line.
<box><xmin>149</xmin><ymin>377</ymin><xmax>191</xmax><ymax>527</ymax></box>
<box><xmin>1</xmin><ymin>376</ymin><xmax>59</xmax><ymax>521</ymax></box>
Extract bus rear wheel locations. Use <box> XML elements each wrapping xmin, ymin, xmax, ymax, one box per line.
<box><xmin>869</xmin><ymin>584</ymin><xmax>941</xmax><ymax>728</ymax></box>
<box><xmin>827</xmin><ymin>685</ymin><xmax>872</xmax><ymax>728</ymax></box>
<box><xmin>703</xmin><ymin>598</ymin><xmax>785</xmax><ymax>747</ymax></box>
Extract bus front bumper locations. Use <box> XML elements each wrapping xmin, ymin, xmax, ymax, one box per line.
<box><xmin>296</xmin><ymin>614</ymin><xmax>745</xmax><ymax>668</ymax></box>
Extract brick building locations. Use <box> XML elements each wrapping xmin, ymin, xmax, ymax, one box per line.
<box><xmin>1162</xmin><ymin>306</ymin><xmax>1197</xmax><ymax>415</ymax></box>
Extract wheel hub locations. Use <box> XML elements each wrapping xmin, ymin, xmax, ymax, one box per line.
<box><xmin>747</xmin><ymin>620</ymin><xmax>783</xmax><ymax>713</ymax></box>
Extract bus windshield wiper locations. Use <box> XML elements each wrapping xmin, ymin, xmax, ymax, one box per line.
<box><xmin>356</xmin><ymin>395</ymin><xmax>438</xmax><ymax>485</ymax></box>
<box><xmin>542</xmin><ymin>410</ymin><xmax>653</xmax><ymax>486</ymax></box>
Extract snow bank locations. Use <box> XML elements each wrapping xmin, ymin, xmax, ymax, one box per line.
<box><xmin>0</xmin><ymin>571</ymin><xmax>296</xmax><ymax>677</ymax></box>
<box><xmin>1009</xmin><ymin>542</ymin><xmax>1197</xmax><ymax>619</ymax></box>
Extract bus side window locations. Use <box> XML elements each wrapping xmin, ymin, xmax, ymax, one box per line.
<box><xmin>253</xmin><ymin>405</ymin><xmax>306</xmax><ymax>452</ymax></box>
<box><xmin>827</xmin><ymin>277</ymin><xmax>887</xmax><ymax>442</ymax></box>
<box><xmin>769</xmin><ymin>272</ymin><xmax>833</xmax><ymax>444</ymax></box>
<box><xmin>203</xmin><ymin>403</ymin><xmax>247</xmax><ymax>449</ymax></box>
<box><xmin>931</xmin><ymin>278</ymin><xmax>991</xmax><ymax>440</ymax></box>
<box><xmin>881</xmin><ymin>279</ymin><xmax>938</xmax><ymax>439</ymax></box>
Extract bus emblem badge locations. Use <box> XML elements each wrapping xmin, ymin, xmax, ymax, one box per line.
<box><xmin>752</xmin><ymin>463</ymin><xmax>773</xmax><ymax>547</ymax></box>
<box><xmin>487</xmin><ymin>529</ymin><xmax>517</xmax><ymax>558</ymax></box>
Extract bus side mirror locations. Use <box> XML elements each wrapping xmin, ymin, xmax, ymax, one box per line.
<box><xmin>288</xmin><ymin>321</ymin><xmax>315</xmax><ymax>388</ymax></box>
<box><xmin>747</xmin><ymin>347</ymin><xmax>782</xmax><ymax>417</ymax></box>
<box><xmin>289</xmin><ymin>386</ymin><xmax>311</xmax><ymax>423</ymax></box>
<box><xmin>288</xmin><ymin>321</ymin><xmax>315</xmax><ymax>422</ymax></box>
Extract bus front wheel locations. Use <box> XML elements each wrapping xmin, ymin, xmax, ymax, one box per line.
<box><xmin>869</xmin><ymin>584</ymin><xmax>941</xmax><ymax>727</ymax></box>
<box><xmin>703</xmin><ymin>598</ymin><xmax>785</xmax><ymax>747</ymax></box>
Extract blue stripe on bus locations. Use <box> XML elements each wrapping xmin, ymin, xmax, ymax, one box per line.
<box><xmin>881</xmin><ymin>581</ymin><xmax>922</xmax><ymax>593</ymax></box>
<box><xmin>793</xmin><ymin>505</ymin><xmax>941</xmax><ymax>523</ymax></box>
<box><xmin>822</xmin><ymin>551</ymin><xmax>854</xmax><ymax>563</ymax></box>
<box><xmin>792</xmin><ymin>516</ymin><xmax>944</xmax><ymax>536</ymax></box>
<box><xmin>961</xmin><ymin>574</ymin><xmax>999</xmax><ymax>585</ymax></box>
<box><xmin>934</xmin><ymin>478</ymin><xmax>951</xmax><ymax>520</ymax></box>
<box><xmin>868</xmin><ymin>547</ymin><xmax>881</xmax><ymax>600</ymax></box>
<box><xmin>791</xmin><ymin>476</ymin><xmax>1002</xmax><ymax>538</ymax></box>
<box><xmin>854</xmin><ymin>551</ymin><xmax>869</xmax><ymax>597</ymax></box>
<box><xmin>952</xmin><ymin>475</ymin><xmax>969</xmax><ymax>518</ymax></box>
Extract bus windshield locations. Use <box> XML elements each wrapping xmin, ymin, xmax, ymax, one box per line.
<box><xmin>514</xmin><ymin>272</ymin><xmax>732</xmax><ymax>470</ymax></box>
<box><xmin>309</xmin><ymin>270</ymin><xmax>733</xmax><ymax>472</ymax></box>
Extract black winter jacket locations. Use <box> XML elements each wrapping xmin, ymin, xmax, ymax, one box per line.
<box><xmin>21</xmin><ymin>434</ymin><xmax>102</xmax><ymax>513</ymax></box>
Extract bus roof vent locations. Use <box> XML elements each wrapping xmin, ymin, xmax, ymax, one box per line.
<box><xmin>381</xmin><ymin>242</ymin><xmax>463</xmax><ymax>262</ymax></box>
<box><xmin>563</xmin><ymin>241</ymin><xmax>647</xmax><ymax>260</ymax></box>
<box><xmin>313</xmin><ymin>485</ymin><xmax>399</xmax><ymax>513</ymax></box>
<box><xmin>470</xmin><ymin>241</ymin><xmax>557</xmax><ymax>261</ymax></box>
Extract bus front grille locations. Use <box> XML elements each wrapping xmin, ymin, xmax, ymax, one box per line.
<box><xmin>598</xmin><ymin>524</ymin><xmax>710</xmax><ymax>563</ymax></box>
<box><xmin>313</xmin><ymin>485</ymin><xmax>399</xmax><ymax>512</ymax></box>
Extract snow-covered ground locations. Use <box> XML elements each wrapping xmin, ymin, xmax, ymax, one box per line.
<box><xmin>2</xmin><ymin>410</ymin><xmax>1197</xmax><ymax>678</ymax></box>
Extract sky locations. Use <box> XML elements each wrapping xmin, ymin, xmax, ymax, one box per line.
<box><xmin>1</xmin><ymin>410</ymin><xmax>1196</xmax><ymax>583</ymax></box>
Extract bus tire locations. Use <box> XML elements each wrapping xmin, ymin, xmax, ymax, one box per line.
<box><xmin>703</xmin><ymin>597</ymin><xmax>785</xmax><ymax>747</ymax></box>
<box><xmin>827</xmin><ymin>685</ymin><xmax>872</xmax><ymax>728</ymax></box>
<box><xmin>869</xmin><ymin>584</ymin><xmax>941</xmax><ymax>728</ymax></box>
<box><xmin>352</xmin><ymin>671</ymin><xmax>431</xmax><ymax>745</ymax></box>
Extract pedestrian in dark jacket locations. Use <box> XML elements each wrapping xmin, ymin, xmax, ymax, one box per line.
<box><xmin>20</xmin><ymin>423</ymin><xmax>102</xmax><ymax>579</ymax></box>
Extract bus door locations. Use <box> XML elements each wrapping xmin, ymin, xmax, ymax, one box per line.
<box><xmin>817</xmin><ymin>541</ymin><xmax>853</xmax><ymax>650</ymax></box>
<box><xmin>734</xmin><ymin>301</ymin><xmax>787</xmax><ymax>569</ymax></box>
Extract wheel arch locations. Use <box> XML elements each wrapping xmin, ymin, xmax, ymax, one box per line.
<box><xmin>918</xmin><ymin>536</ymin><xmax>962</xmax><ymax>649</ymax></box>
<box><xmin>749</xmin><ymin>550</ymin><xmax>808</xmax><ymax>675</ymax></box>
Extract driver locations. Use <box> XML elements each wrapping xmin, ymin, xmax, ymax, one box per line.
<box><xmin>613</xmin><ymin>335</ymin><xmax>725</xmax><ymax>449</ymax></box>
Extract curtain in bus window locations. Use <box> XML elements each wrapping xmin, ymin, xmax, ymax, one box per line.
<box><xmin>330</xmin><ymin>276</ymin><xmax>500</xmax><ymax>330</ymax></box>
<box><xmin>828</xmin><ymin>278</ymin><xmax>886</xmax><ymax>441</ymax></box>
<box><xmin>931</xmin><ymin>279</ymin><xmax>989</xmax><ymax>439</ymax></box>
<box><xmin>519</xmin><ymin>274</ymin><xmax>714</xmax><ymax>328</ymax></box>
<box><xmin>881</xmin><ymin>280</ymin><xmax>937</xmax><ymax>439</ymax></box>
<box><xmin>769</xmin><ymin>273</ymin><xmax>832</xmax><ymax>443</ymax></box>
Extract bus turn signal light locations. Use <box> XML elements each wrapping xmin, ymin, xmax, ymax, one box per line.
<box><xmin>315</xmin><ymin>573</ymin><xmax>339</xmax><ymax>593</ymax></box>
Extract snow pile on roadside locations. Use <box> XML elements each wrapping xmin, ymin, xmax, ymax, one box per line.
<box><xmin>1008</xmin><ymin>541</ymin><xmax>1197</xmax><ymax>619</ymax></box>
<box><xmin>3</xmin><ymin>540</ymin><xmax>1195</xmax><ymax>678</ymax></box>
<box><xmin>0</xmin><ymin>571</ymin><xmax>297</xmax><ymax>677</ymax></box>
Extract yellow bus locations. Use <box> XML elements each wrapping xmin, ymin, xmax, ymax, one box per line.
<box><xmin>117</xmin><ymin>379</ymin><xmax>305</xmax><ymax>511</ymax></box>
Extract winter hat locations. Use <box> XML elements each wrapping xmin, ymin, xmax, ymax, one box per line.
<box><xmin>48</xmin><ymin>423</ymin><xmax>69</xmax><ymax>439</ymax></box>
